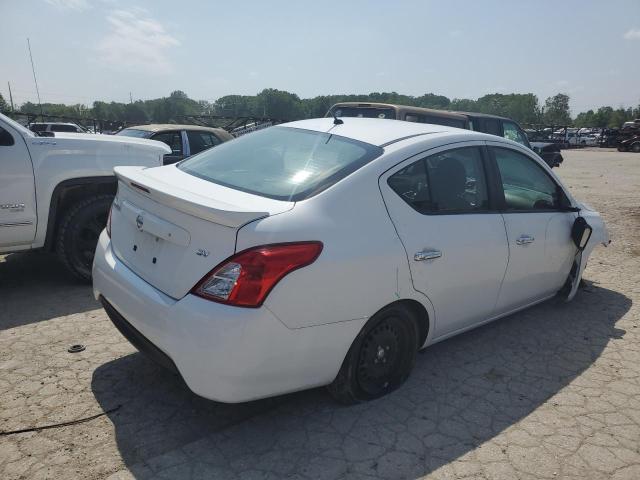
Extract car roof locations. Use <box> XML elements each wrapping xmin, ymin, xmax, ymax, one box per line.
<box><xmin>123</xmin><ymin>124</ymin><xmax>230</xmax><ymax>135</ymax></box>
<box><xmin>282</xmin><ymin>117</ymin><xmax>478</xmax><ymax>147</ymax></box>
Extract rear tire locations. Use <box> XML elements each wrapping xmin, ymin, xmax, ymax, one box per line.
<box><xmin>327</xmin><ymin>304</ymin><xmax>418</xmax><ymax>404</ymax></box>
<box><xmin>56</xmin><ymin>194</ymin><xmax>113</xmax><ymax>281</ymax></box>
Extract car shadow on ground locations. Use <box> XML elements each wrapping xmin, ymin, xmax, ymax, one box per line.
<box><xmin>92</xmin><ymin>284</ymin><xmax>631</xmax><ymax>479</ymax></box>
<box><xmin>0</xmin><ymin>252</ymin><xmax>99</xmax><ymax>330</ymax></box>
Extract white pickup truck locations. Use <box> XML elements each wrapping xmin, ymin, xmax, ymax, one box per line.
<box><xmin>0</xmin><ymin>113</ymin><xmax>170</xmax><ymax>280</ymax></box>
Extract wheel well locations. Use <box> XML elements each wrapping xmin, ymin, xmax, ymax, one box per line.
<box><xmin>44</xmin><ymin>178</ymin><xmax>116</xmax><ymax>251</ymax></box>
<box><xmin>387</xmin><ymin>299</ymin><xmax>430</xmax><ymax>348</ymax></box>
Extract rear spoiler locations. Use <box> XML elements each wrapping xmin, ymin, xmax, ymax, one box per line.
<box><xmin>114</xmin><ymin>166</ymin><xmax>270</xmax><ymax>228</ymax></box>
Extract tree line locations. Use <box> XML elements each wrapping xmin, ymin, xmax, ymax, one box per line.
<box><xmin>1</xmin><ymin>89</ymin><xmax>638</xmax><ymax>129</ymax></box>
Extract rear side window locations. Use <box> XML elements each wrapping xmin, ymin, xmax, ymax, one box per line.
<box><xmin>30</xmin><ymin>124</ymin><xmax>47</xmax><ymax>132</ymax></box>
<box><xmin>492</xmin><ymin>147</ymin><xmax>563</xmax><ymax>210</ymax></box>
<box><xmin>404</xmin><ymin>114</ymin><xmax>467</xmax><ymax>129</ymax></box>
<box><xmin>179</xmin><ymin>127</ymin><xmax>383</xmax><ymax>201</ymax></box>
<box><xmin>388</xmin><ymin>147</ymin><xmax>489</xmax><ymax>214</ymax></box>
<box><xmin>475</xmin><ymin>118</ymin><xmax>501</xmax><ymax>136</ymax></box>
<box><xmin>51</xmin><ymin>124</ymin><xmax>80</xmax><ymax>132</ymax></box>
<box><xmin>187</xmin><ymin>131</ymin><xmax>221</xmax><ymax>155</ymax></box>
<box><xmin>116</xmin><ymin>129</ymin><xmax>151</xmax><ymax>138</ymax></box>
<box><xmin>152</xmin><ymin>131</ymin><xmax>183</xmax><ymax>155</ymax></box>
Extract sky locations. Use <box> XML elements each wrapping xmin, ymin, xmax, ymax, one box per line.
<box><xmin>1</xmin><ymin>0</ymin><xmax>640</xmax><ymax>115</ymax></box>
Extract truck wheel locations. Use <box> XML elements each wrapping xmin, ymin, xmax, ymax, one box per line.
<box><xmin>632</xmin><ymin>143</ymin><xmax>640</xmax><ymax>153</ymax></box>
<box><xmin>56</xmin><ymin>194</ymin><xmax>113</xmax><ymax>281</ymax></box>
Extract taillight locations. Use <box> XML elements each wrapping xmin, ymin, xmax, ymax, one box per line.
<box><xmin>106</xmin><ymin>203</ymin><xmax>113</xmax><ymax>238</ymax></box>
<box><xmin>192</xmin><ymin>242</ymin><xmax>323</xmax><ymax>308</ymax></box>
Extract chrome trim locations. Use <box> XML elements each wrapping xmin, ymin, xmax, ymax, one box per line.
<box><xmin>414</xmin><ymin>249</ymin><xmax>442</xmax><ymax>261</ymax></box>
<box><xmin>0</xmin><ymin>221</ymin><xmax>34</xmax><ymax>227</ymax></box>
<box><xmin>516</xmin><ymin>234</ymin><xmax>535</xmax><ymax>245</ymax></box>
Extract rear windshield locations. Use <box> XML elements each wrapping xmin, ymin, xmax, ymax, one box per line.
<box><xmin>116</xmin><ymin>128</ymin><xmax>152</xmax><ymax>138</ymax></box>
<box><xmin>330</xmin><ymin>106</ymin><xmax>397</xmax><ymax>120</ymax></box>
<box><xmin>178</xmin><ymin>126</ymin><xmax>383</xmax><ymax>201</ymax></box>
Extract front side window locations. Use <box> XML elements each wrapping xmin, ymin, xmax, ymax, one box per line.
<box><xmin>502</xmin><ymin>121</ymin><xmax>529</xmax><ymax>147</ymax></box>
<box><xmin>187</xmin><ymin>131</ymin><xmax>221</xmax><ymax>155</ymax></box>
<box><xmin>179</xmin><ymin>127</ymin><xmax>382</xmax><ymax>201</ymax></box>
<box><xmin>388</xmin><ymin>147</ymin><xmax>489</xmax><ymax>214</ymax></box>
<box><xmin>493</xmin><ymin>147</ymin><xmax>563</xmax><ymax>211</ymax></box>
<box><xmin>152</xmin><ymin>131</ymin><xmax>183</xmax><ymax>155</ymax></box>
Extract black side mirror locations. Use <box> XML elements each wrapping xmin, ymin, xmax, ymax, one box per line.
<box><xmin>571</xmin><ymin>217</ymin><xmax>592</xmax><ymax>250</ymax></box>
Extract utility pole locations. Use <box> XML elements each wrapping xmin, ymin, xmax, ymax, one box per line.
<box><xmin>27</xmin><ymin>38</ymin><xmax>43</xmax><ymax>119</ymax></box>
<box><xmin>7</xmin><ymin>82</ymin><xmax>15</xmax><ymax>112</ymax></box>
<box><xmin>129</xmin><ymin>92</ymin><xmax>133</xmax><ymax>104</ymax></box>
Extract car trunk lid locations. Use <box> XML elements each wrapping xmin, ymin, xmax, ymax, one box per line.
<box><xmin>110</xmin><ymin>165</ymin><xmax>294</xmax><ymax>298</ymax></box>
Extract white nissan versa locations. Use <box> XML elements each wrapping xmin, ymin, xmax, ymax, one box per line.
<box><xmin>93</xmin><ymin>117</ymin><xmax>609</xmax><ymax>404</ymax></box>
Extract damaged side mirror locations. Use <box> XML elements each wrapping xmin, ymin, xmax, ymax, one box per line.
<box><xmin>571</xmin><ymin>217</ymin><xmax>592</xmax><ymax>251</ymax></box>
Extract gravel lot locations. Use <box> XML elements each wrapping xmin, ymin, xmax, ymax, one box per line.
<box><xmin>1</xmin><ymin>149</ymin><xmax>639</xmax><ymax>480</ymax></box>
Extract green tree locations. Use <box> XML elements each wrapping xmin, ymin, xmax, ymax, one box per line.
<box><xmin>543</xmin><ymin>93</ymin><xmax>571</xmax><ymax>125</ymax></box>
<box><xmin>0</xmin><ymin>93</ymin><xmax>8</xmax><ymax>112</ymax></box>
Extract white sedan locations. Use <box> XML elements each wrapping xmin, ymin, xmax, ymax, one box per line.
<box><xmin>93</xmin><ymin>118</ymin><xmax>608</xmax><ymax>404</ymax></box>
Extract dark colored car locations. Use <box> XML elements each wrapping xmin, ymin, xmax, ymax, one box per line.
<box><xmin>117</xmin><ymin>124</ymin><xmax>234</xmax><ymax>164</ymax></box>
<box><xmin>327</xmin><ymin>102</ymin><xmax>563</xmax><ymax>167</ymax></box>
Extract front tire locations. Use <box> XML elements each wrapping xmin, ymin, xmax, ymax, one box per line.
<box><xmin>631</xmin><ymin>143</ymin><xmax>640</xmax><ymax>153</ymax></box>
<box><xmin>327</xmin><ymin>304</ymin><xmax>418</xmax><ymax>404</ymax></box>
<box><xmin>56</xmin><ymin>194</ymin><xmax>113</xmax><ymax>281</ymax></box>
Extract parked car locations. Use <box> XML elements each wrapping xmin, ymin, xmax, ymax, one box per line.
<box><xmin>0</xmin><ymin>112</ymin><xmax>170</xmax><ymax>280</ymax></box>
<box><xmin>29</xmin><ymin>122</ymin><xmax>86</xmax><ymax>134</ymax></box>
<box><xmin>116</xmin><ymin>124</ymin><xmax>234</xmax><ymax>164</ymax></box>
<box><xmin>327</xmin><ymin>103</ymin><xmax>563</xmax><ymax>167</ymax></box>
<box><xmin>598</xmin><ymin>129</ymin><xmax>619</xmax><ymax>148</ymax></box>
<box><xmin>93</xmin><ymin>117</ymin><xmax>608</xmax><ymax>404</ymax></box>
<box><xmin>617</xmin><ymin>134</ymin><xmax>640</xmax><ymax>152</ymax></box>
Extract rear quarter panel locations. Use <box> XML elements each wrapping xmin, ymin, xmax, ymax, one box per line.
<box><xmin>234</xmin><ymin>138</ymin><xmax>457</xmax><ymax>334</ymax></box>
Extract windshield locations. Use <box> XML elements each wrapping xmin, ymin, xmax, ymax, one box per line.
<box><xmin>116</xmin><ymin>128</ymin><xmax>152</xmax><ymax>138</ymax></box>
<box><xmin>329</xmin><ymin>106</ymin><xmax>397</xmax><ymax>120</ymax></box>
<box><xmin>178</xmin><ymin>126</ymin><xmax>383</xmax><ymax>201</ymax></box>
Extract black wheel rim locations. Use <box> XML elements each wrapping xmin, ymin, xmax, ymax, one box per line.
<box><xmin>72</xmin><ymin>211</ymin><xmax>106</xmax><ymax>273</ymax></box>
<box><xmin>356</xmin><ymin>316</ymin><xmax>406</xmax><ymax>396</ymax></box>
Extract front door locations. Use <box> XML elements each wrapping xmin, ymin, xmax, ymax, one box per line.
<box><xmin>0</xmin><ymin>123</ymin><xmax>37</xmax><ymax>248</ymax></box>
<box><xmin>488</xmin><ymin>144</ymin><xmax>577</xmax><ymax>313</ymax></box>
<box><xmin>151</xmin><ymin>130</ymin><xmax>185</xmax><ymax>165</ymax></box>
<box><xmin>380</xmin><ymin>144</ymin><xmax>509</xmax><ymax>337</ymax></box>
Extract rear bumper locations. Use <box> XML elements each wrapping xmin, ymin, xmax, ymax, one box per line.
<box><xmin>92</xmin><ymin>231</ymin><xmax>363</xmax><ymax>403</ymax></box>
<box><xmin>100</xmin><ymin>296</ymin><xmax>178</xmax><ymax>374</ymax></box>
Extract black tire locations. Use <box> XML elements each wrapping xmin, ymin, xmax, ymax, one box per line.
<box><xmin>56</xmin><ymin>194</ymin><xmax>113</xmax><ymax>281</ymax></box>
<box><xmin>631</xmin><ymin>143</ymin><xmax>640</xmax><ymax>153</ymax></box>
<box><xmin>327</xmin><ymin>304</ymin><xmax>419</xmax><ymax>404</ymax></box>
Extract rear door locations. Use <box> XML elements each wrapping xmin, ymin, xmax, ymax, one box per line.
<box><xmin>0</xmin><ymin>123</ymin><xmax>37</xmax><ymax>248</ymax></box>
<box><xmin>487</xmin><ymin>144</ymin><xmax>577</xmax><ymax>313</ymax></box>
<box><xmin>380</xmin><ymin>143</ymin><xmax>508</xmax><ymax>337</ymax></box>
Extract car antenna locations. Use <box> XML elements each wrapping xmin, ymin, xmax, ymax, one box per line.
<box><xmin>332</xmin><ymin>111</ymin><xmax>343</xmax><ymax>125</ymax></box>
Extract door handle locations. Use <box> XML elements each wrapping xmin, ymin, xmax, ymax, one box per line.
<box><xmin>414</xmin><ymin>249</ymin><xmax>442</xmax><ymax>261</ymax></box>
<box><xmin>516</xmin><ymin>234</ymin><xmax>535</xmax><ymax>245</ymax></box>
